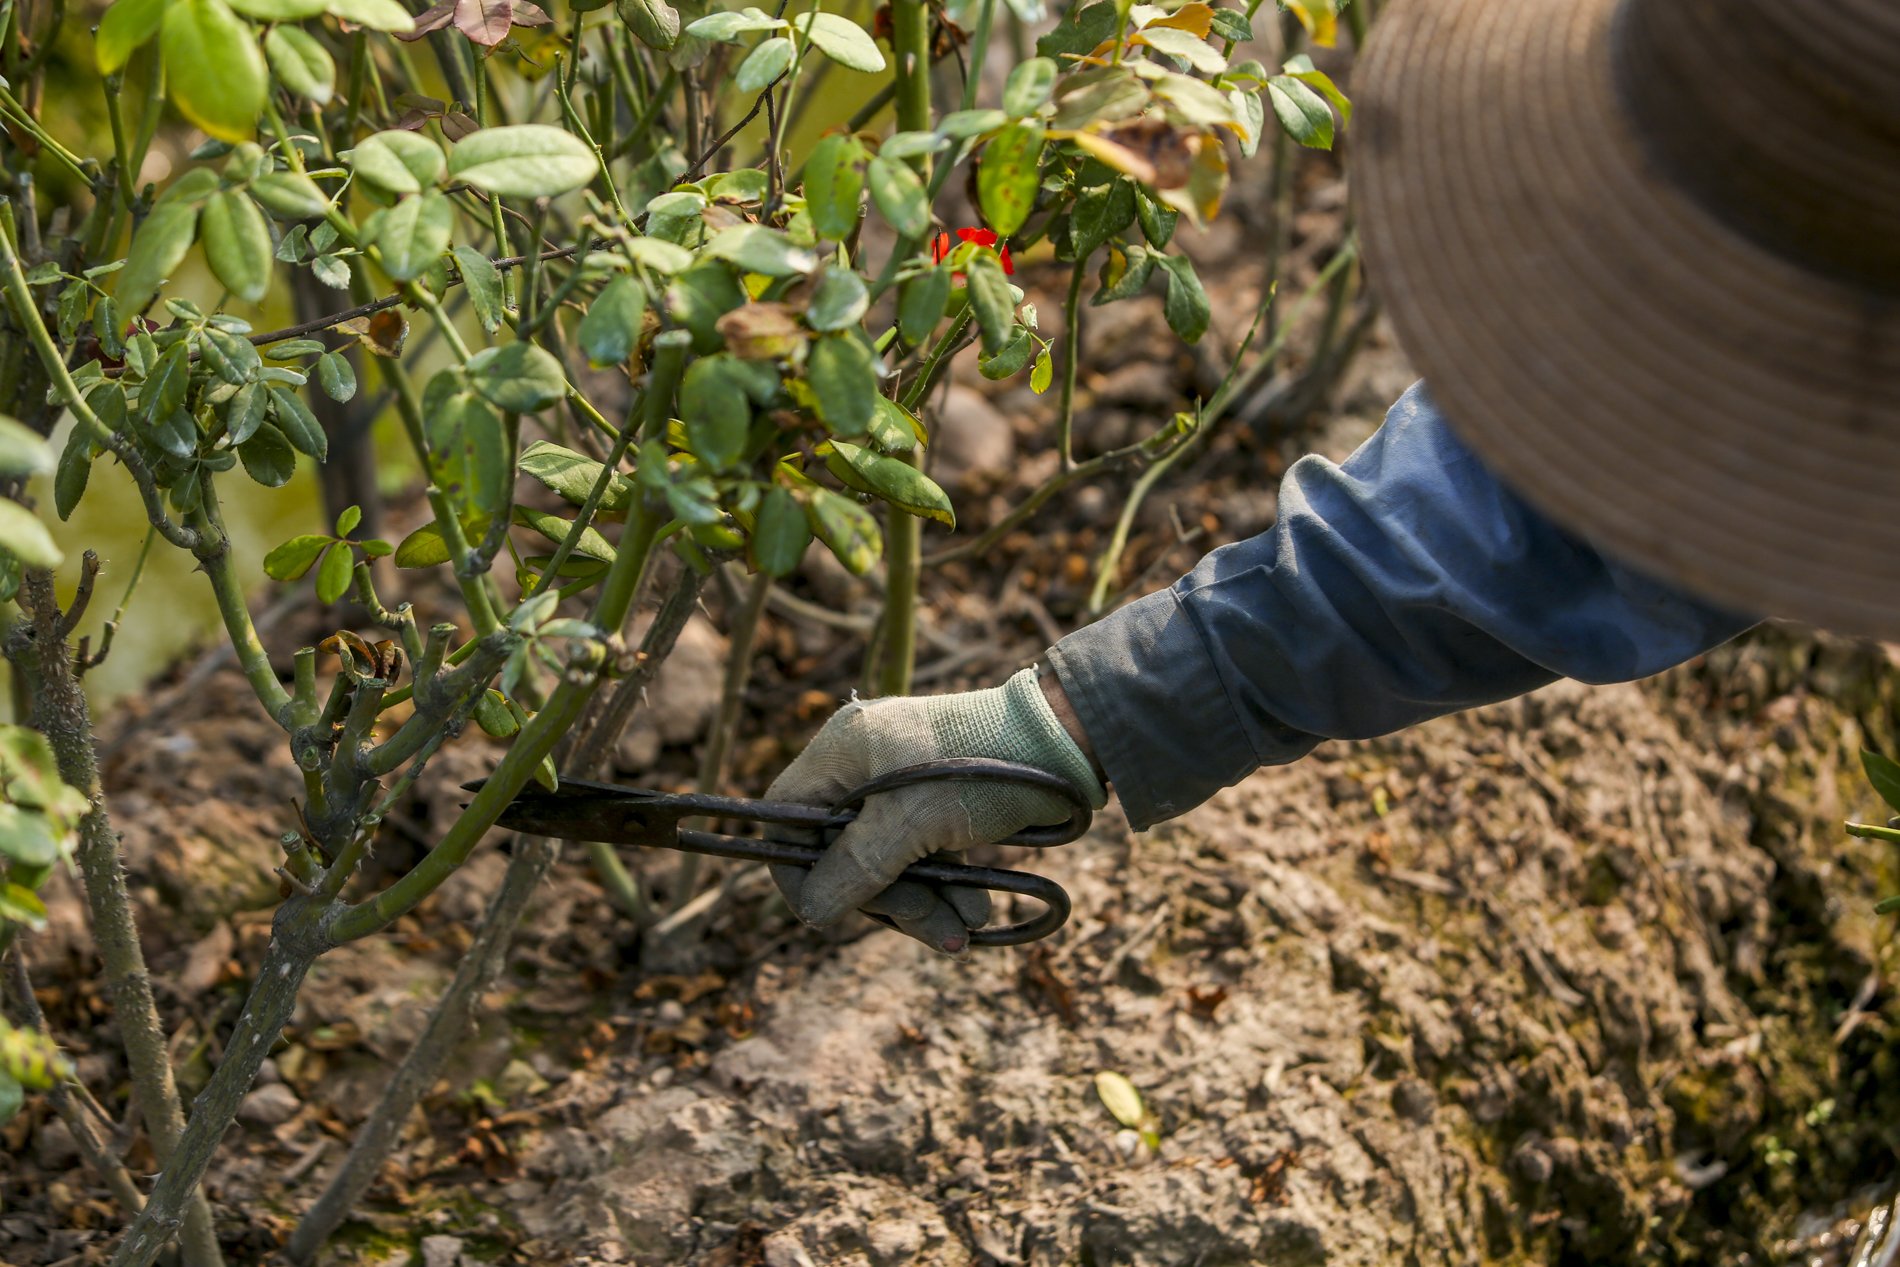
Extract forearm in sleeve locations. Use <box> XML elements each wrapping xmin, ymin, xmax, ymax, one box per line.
<box><xmin>1046</xmin><ymin>382</ymin><xmax>1755</xmax><ymax>829</ymax></box>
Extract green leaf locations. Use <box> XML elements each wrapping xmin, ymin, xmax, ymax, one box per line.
<box><xmin>1282</xmin><ymin>53</ymin><xmax>1351</xmax><ymax>126</ymax></box>
<box><xmin>118</xmin><ymin>179</ymin><xmax>211</xmax><ymax>312</ymax></box>
<box><xmin>666</xmin><ymin>261</ymin><xmax>748</xmax><ymax>354</ymax></box>
<box><xmin>624</xmin><ymin>236</ymin><xmax>695</xmax><ymax>273</ymax></box>
<box><xmin>519</xmin><ymin>440</ymin><xmax>636</xmax><ymax>511</ymax></box>
<box><xmin>868</xmin><ymin>395</ymin><xmax>924</xmax><ymax>454</ymax></box>
<box><xmin>1863</xmin><ymin>750</ymin><xmax>1900</xmax><ymax>814</ymax></box>
<box><xmin>315</xmin><ymin>541</ymin><xmax>353</xmax><ymax>603</ymax></box>
<box><xmin>448</xmin><ymin>125</ymin><xmax>597</xmax><ymax>199</ymax></box>
<box><xmin>325</xmin><ymin>0</ymin><xmax>416</xmax><ymax>29</ymax></box>
<box><xmin>1877</xmin><ymin>894</ymin><xmax>1900</xmax><ymax>915</ymax></box>
<box><xmin>577</xmin><ymin>274</ymin><xmax>647</xmax><ymax>368</ymax></box>
<box><xmin>735</xmin><ymin>35</ymin><xmax>793</xmax><ymax>92</ymax></box>
<box><xmin>1135</xmin><ymin>186</ymin><xmax>1177</xmax><ymax>247</ymax></box>
<box><xmin>225</xmin><ymin>380</ymin><xmax>267</xmax><ymax>443</ymax></box>
<box><xmin>977</xmin><ymin>122</ymin><xmax>1044</xmax><ymax>239</ymax></box>
<box><xmin>200</xmin><ymin>190</ymin><xmax>273</xmax><ymax>303</ymax></box>
<box><xmin>453</xmin><ymin>246</ymin><xmax>507</xmax><ymax>333</ymax></box>
<box><xmin>1210</xmin><ymin>7</ymin><xmax>1252</xmax><ymax>41</ymax></box>
<box><xmin>1003</xmin><ymin>57</ymin><xmax>1058</xmax><ymax>117</ymax></box>
<box><xmin>1036</xmin><ymin>0</ymin><xmax>1117</xmax><ymax>58</ymax></box>
<box><xmin>680</xmin><ymin>354</ymin><xmax>752</xmax><ymax>472</ymax></box>
<box><xmin>0</xmin><ymin>884</ymin><xmax>50</xmax><ymax>931</ymax></box>
<box><xmin>806</xmin><ymin>267</ymin><xmax>869</xmax><ymax>332</ymax></box>
<box><xmin>264</xmin><ymin>532</ymin><xmax>330</xmax><ymax>580</ymax></box>
<box><xmin>1137</xmin><ymin>25</ymin><xmax>1225</xmax><ymax>73</ymax></box>
<box><xmin>749</xmin><ymin>486</ymin><xmax>810</xmax><ymax>577</ymax></box>
<box><xmin>937</xmin><ymin>108</ymin><xmax>1007</xmax><ymax>139</ymax></box>
<box><xmin>825</xmin><ymin>441</ymin><xmax>952</xmax><ymax>526</ymax></box>
<box><xmin>804</xmin><ymin>134</ymin><xmax>866</xmax><ymax>242</ymax></box>
<box><xmin>161</xmin><ymin>0</ymin><xmax>267</xmax><ymax>142</ymax></box>
<box><xmin>425</xmin><ymin>378</ymin><xmax>509</xmax><ymax>515</ymax></box>
<box><xmin>472</xmin><ymin>689</ymin><xmax>519</xmax><ymax>738</ymax></box>
<box><xmin>513</xmin><ymin>506</ymin><xmax>616</xmax><ymax>562</ymax></box>
<box><xmin>1031</xmin><ymin>347</ymin><xmax>1054</xmax><ymax>394</ymax></box>
<box><xmin>617</xmin><ymin>0</ymin><xmax>682</xmax><ymax>48</ymax></box>
<box><xmin>316</xmin><ymin>351</ymin><xmax>356</xmax><ymax>402</ymax></box>
<box><xmin>867</xmin><ymin>155</ymin><xmax>930</xmax><ymax>239</ymax></box>
<box><xmin>978</xmin><ymin>325</ymin><xmax>1032</xmax><ymax>379</ymax></box>
<box><xmin>0</xmin><ymin>418</ymin><xmax>53</xmax><ymax>479</ymax></box>
<box><xmin>352</xmin><ymin>129</ymin><xmax>445</xmax><ymax>196</ymax></box>
<box><xmin>683</xmin><ymin>5</ymin><xmax>781</xmax><ymax>39</ymax></box>
<box><xmin>149</xmin><ymin>409</ymin><xmax>198</xmax><ymax>460</ymax></box>
<box><xmin>0</xmin><ymin>502</ymin><xmax>60</xmax><ymax>570</ymax></box>
<box><xmin>250</xmin><ymin>171</ymin><xmax>330</xmax><ymax>220</ymax></box>
<box><xmin>1266</xmin><ymin>75</ymin><xmax>1334</xmax><ymax>149</ymax></box>
<box><xmin>225</xmin><ymin>0</ymin><xmax>326</xmax><ymax>17</ymax></box>
<box><xmin>793</xmin><ymin>10</ymin><xmax>883</xmax><ymax>71</ymax></box>
<box><xmin>336</xmin><ymin>505</ymin><xmax>361</xmax><ymax>536</ymax></box>
<box><xmin>237</xmin><ymin>422</ymin><xmax>297</xmax><ymax>486</ymax></box>
<box><xmin>1155</xmin><ymin>253</ymin><xmax>1210</xmax><ymax>342</ymax></box>
<box><xmin>898</xmin><ymin>268</ymin><xmax>952</xmax><ymax>344</ymax></box>
<box><xmin>805</xmin><ymin>487</ymin><xmax>880</xmax><ymax>575</ymax></box>
<box><xmin>268</xmin><ymin>385</ymin><xmax>328</xmax><ymax>458</ymax></box>
<box><xmin>0</xmin><ymin>805</ymin><xmax>61</xmax><ymax>868</ymax></box>
<box><xmin>466</xmin><ymin>342</ymin><xmax>567</xmax><ymax>412</ymax></box>
<box><xmin>265</xmin><ymin>24</ymin><xmax>335</xmax><ymax>104</ymax></box>
<box><xmin>703</xmin><ymin>224</ymin><xmax>816</xmax><ymax>277</ymax></box>
<box><xmin>98</xmin><ymin>0</ymin><xmax>169</xmax><ymax>72</ymax></box>
<box><xmin>53</xmin><ymin>430</ymin><xmax>91</xmax><ymax>521</ymax></box>
<box><xmin>806</xmin><ymin>334</ymin><xmax>877</xmax><ymax>437</ymax></box>
<box><xmin>375</xmin><ymin>190</ymin><xmax>452</xmax><ymax>281</ymax></box>
<box><xmin>141</xmin><ymin>340</ymin><xmax>192</xmax><ymax>423</ymax></box>
<box><xmin>964</xmin><ymin>249</ymin><xmax>1015</xmax><ymax>354</ymax></box>
<box><xmin>1070</xmin><ymin>177</ymin><xmax>1136</xmax><ymax>257</ymax></box>
<box><xmin>394</xmin><ymin>521</ymin><xmax>451</xmax><ymax>567</ymax></box>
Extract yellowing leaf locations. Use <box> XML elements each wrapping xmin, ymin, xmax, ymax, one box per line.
<box><xmin>1094</xmin><ymin>1071</ymin><xmax>1146</xmax><ymax>1130</ymax></box>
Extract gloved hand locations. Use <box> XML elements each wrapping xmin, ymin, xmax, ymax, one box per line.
<box><xmin>766</xmin><ymin>666</ymin><xmax>1106</xmax><ymax>954</ymax></box>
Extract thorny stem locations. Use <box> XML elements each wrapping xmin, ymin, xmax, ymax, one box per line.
<box><xmin>570</xmin><ymin>566</ymin><xmax>705</xmax><ymax>922</ymax></box>
<box><xmin>876</xmin><ymin>0</ymin><xmax>934</xmax><ymax>699</ymax></box>
<box><xmin>1056</xmin><ymin>257</ymin><xmax>1086</xmax><ymax>469</ymax></box>
<box><xmin>670</xmin><ymin>568</ymin><xmax>771</xmax><ymax>911</ymax></box>
<box><xmin>284</xmin><ymin>837</ymin><xmax>560</xmax><ymax>1263</ymax></box>
<box><xmin>328</xmin><ymin>337</ymin><xmax>690</xmax><ymax>943</ymax></box>
<box><xmin>3</xmin><ymin>574</ymin><xmax>226</xmax><ymax>1267</ymax></box>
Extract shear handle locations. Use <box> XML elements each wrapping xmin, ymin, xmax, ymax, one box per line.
<box><xmin>833</xmin><ymin>757</ymin><xmax>1093</xmax><ymax>847</ymax></box>
<box><xmin>671</xmin><ymin>828</ymin><xmax>1071</xmax><ymax>946</ymax></box>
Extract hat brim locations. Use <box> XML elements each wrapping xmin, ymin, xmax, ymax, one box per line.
<box><xmin>1354</xmin><ymin>0</ymin><xmax>1900</xmax><ymax>638</ymax></box>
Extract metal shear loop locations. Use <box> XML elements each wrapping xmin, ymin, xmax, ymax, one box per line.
<box><xmin>484</xmin><ymin>757</ymin><xmax>1092</xmax><ymax>946</ymax></box>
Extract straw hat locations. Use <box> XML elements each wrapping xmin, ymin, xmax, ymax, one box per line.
<box><xmin>1353</xmin><ymin>0</ymin><xmax>1900</xmax><ymax>638</ymax></box>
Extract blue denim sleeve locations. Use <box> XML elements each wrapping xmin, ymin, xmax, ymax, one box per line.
<box><xmin>1045</xmin><ymin>381</ymin><xmax>1754</xmax><ymax>829</ymax></box>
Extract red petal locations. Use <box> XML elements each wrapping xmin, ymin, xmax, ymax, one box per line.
<box><xmin>999</xmin><ymin>246</ymin><xmax>1014</xmax><ymax>275</ymax></box>
<box><xmin>958</xmin><ymin>227</ymin><xmax>997</xmax><ymax>246</ymax></box>
<box><xmin>930</xmin><ymin>232</ymin><xmax>951</xmax><ymax>263</ymax></box>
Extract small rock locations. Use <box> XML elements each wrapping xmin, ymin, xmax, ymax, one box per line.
<box><xmin>238</xmin><ymin>1082</ymin><xmax>301</xmax><ymax>1127</ymax></box>
<box><xmin>33</xmin><ymin>1117</ymin><xmax>79</xmax><ymax>1169</ymax></box>
<box><xmin>495</xmin><ymin>1058</ymin><xmax>551</xmax><ymax>1104</ymax></box>
<box><xmin>420</xmin><ymin>1234</ymin><xmax>465</xmax><ymax>1267</ymax></box>
<box><xmin>255</xmin><ymin>1057</ymin><xmax>282</xmax><ymax>1086</ymax></box>
<box><xmin>1392</xmin><ymin>1077</ymin><xmax>1435</xmax><ymax>1124</ymax></box>
<box><xmin>1092</xmin><ymin>363</ymin><xmax>1178</xmax><ymax>413</ymax></box>
<box><xmin>647</xmin><ymin>616</ymin><xmax>728</xmax><ymax>745</ymax></box>
<box><xmin>932</xmin><ymin>386</ymin><xmax>1015</xmax><ymax>484</ymax></box>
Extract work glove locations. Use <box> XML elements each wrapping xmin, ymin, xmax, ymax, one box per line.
<box><xmin>766</xmin><ymin>666</ymin><xmax>1106</xmax><ymax>954</ymax></box>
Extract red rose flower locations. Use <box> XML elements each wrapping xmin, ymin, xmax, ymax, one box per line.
<box><xmin>930</xmin><ymin>226</ymin><xmax>1014</xmax><ymax>275</ymax></box>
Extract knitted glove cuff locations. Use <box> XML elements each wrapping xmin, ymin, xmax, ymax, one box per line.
<box><xmin>995</xmin><ymin>666</ymin><xmax>1109</xmax><ymax>810</ymax></box>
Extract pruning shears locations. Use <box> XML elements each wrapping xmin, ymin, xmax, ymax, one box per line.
<box><xmin>483</xmin><ymin>757</ymin><xmax>1092</xmax><ymax>946</ymax></box>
